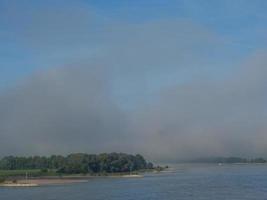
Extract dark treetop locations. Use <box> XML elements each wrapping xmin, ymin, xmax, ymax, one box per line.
<box><xmin>0</xmin><ymin>153</ymin><xmax>154</xmax><ymax>174</ymax></box>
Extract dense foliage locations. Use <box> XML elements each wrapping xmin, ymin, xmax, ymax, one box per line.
<box><xmin>0</xmin><ymin>153</ymin><xmax>154</xmax><ymax>174</ymax></box>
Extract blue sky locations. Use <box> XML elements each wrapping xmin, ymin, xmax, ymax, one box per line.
<box><xmin>1</xmin><ymin>0</ymin><xmax>267</xmax><ymax>102</ymax></box>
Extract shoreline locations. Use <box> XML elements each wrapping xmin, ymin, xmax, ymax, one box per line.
<box><xmin>0</xmin><ymin>173</ymin><xmax>147</xmax><ymax>187</ymax></box>
<box><xmin>0</xmin><ymin>179</ymin><xmax>88</xmax><ymax>187</ymax></box>
<box><xmin>0</xmin><ymin>167</ymin><xmax>167</xmax><ymax>187</ymax></box>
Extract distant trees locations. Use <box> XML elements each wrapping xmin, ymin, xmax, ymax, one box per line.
<box><xmin>250</xmin><ymin>158</ymin><xmax>266</xmax><ymax>163</ymax></box>
<box><xmin>0</xmin><ymin>153</ymin><xmax>153</xmax><ymax>174</ymax></box>
<box><xmin>190</xmin><ymin>157</ymin><xmax>267</xmax><ymax>164</ymax></box>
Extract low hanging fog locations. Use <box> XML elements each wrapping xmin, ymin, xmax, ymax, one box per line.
<box><xmin>1</xmin><ymin>1</ymin><xmax>267</xmax><ymax>162</ymax></box>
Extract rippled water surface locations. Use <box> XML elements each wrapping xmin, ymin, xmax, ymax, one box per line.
<box><xmin>1</xmin><ymin>164</ymin><xmax>267</xmax><ymax>200</ymax></box>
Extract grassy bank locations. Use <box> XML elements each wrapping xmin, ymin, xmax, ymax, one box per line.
<box><xmin>0</xmin><ymin>169</ymin><xmax>59</xmax><ymax>183</ymax></box>
<box><xmin>0</xmin><ymin>167</ymin><xmax>165</xmax><ymax>183</ymax></box>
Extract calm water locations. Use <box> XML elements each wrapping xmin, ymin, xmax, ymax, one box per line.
<box><xmin>1</xmin><ymin>164</ymin><xmax>267</xmax><ymax>200</ymax></box>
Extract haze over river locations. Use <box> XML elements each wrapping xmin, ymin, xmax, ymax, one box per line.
<box><xmin>1</xmin><ymin>164</ymin><xmax>267</xmax><ymax>200</ymax></box>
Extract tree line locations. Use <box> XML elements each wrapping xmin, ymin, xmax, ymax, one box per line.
<box><xmin>0</xmin><ymin>153</ymin><xmax>154</xmax><ymax>174</ymax></box>
<box><xmin>190</xmin><ymin>157</ymin><xmax>267</xmax><ymax>163</ymax></box>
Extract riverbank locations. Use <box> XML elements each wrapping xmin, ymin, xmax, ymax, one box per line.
<box><xmin>0</xmin><ymin>173</ymin><xmax>149</xmax><ymax>187</ymax></box>
<box><xmin>0</xmin><ymin>179</ymin><xmax>88</xmax><ymax>187</ymax></box>
<box><xmin>0</xmin><ymin>166</ymin><xmax>167</xmax><ymax>187</ymax></box>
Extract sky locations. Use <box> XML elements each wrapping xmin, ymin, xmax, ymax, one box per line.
<box><xmin>1</xmin><ymin>0</ymin><xmax>267</xmax><ymax>161</ymax></box>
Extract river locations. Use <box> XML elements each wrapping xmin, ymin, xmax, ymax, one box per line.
<box><xmin>1</xmin><ymin>164</ymin><xmax>267</xmax><ymax>200</ymax></box>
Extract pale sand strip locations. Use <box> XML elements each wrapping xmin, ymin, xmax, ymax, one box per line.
<box><xmin>0</xmin><ymin>174</ymin><xmax>145</xmax><ymax>187</ymax></box>
<box><xmin>0</xmin><ymin>183</ymin><xmax>39</xmax><ymax>187</ymax></box>
<box><xmin>0</xmin><ymin>179</ymin><xmax>88</xmax><ymax>187</ymax></box>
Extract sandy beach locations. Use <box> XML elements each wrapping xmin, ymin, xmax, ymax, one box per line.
<box><xmin>22</xmin><ymin>179</ymin><xmax>88</xmax><ymax>185</ymax></box>
<box><xmin>0</xmin><ymin>179</ymin><xmax>88</xmax><ymax>187</ymax></box>
<box><xmin>0</xmin><ymin>174</ymin><xmax>146</xmax><ymax>187</ymax></box>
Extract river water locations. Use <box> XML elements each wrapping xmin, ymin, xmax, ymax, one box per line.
<box><xmin>1</xmin><ymin>164</ymin><xmax>267</xmax><ymax>200</ymax></box>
